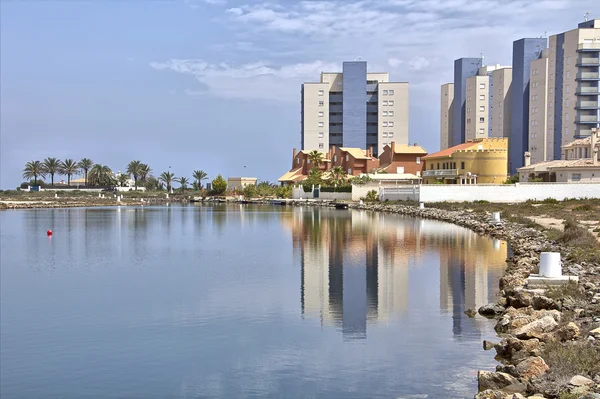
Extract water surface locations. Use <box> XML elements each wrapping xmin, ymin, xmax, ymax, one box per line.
<box><xmin>1</xmin><ymin>205</ymin><xmax>507</xmax><ymax>398</ymax></box>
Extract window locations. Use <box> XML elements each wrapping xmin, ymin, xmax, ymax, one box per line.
<box><xmin>479</xmin><ymin>128</ymin><xmax>485</xmax><ymax>133</ymax></box>
<box><xmin>334</xmin><ymin>155</ymin><xmax>337</xmax><ymax>162</ymax></box>
<box><xmin>566</xmin><ymin>85</ymin><xmax>570</xmax><ymax>94</ymax></box>
<box><xmin>479</xmin><ymin>117</ymin><xmax>485</xmax><ymax>123</ymax></box>
<box><xmin>318</xmin><ymin>143</ymin><xmax>324</xmax><ymax>149</ymax></box>
<box><xmin>383</xmin><ymin>111</ymin><xmax>388</xmax><ymax>116</ymax></box>
<box><xmin>318</xmin><ymin>90</ymin><xmax>324</xmax><ymax>96</ymax></box>
<box><xmin>388</xmin><ymin>89</ymin><xmax>394</xmax><ymax>95</ymax></box>
<box><xmin>467</xmin><ymin>96</ymin><xmax>472</xmax><ymax>102</ymax></box>
<box><xmin>461</xmin><ymin>162</ymin><xmax>465</xmax><ymax>169</ymax></box>
<box><xmin>388</xmin><ymin>100</ymin><xmax>394</xmax><ymax>106</ymax></box>
<box><xmin>566</xmin><ymin>56</ymin><xmax>571</xmax><ymax>65</ymax></box>
<box><xmin>479</xmin><ymin>83</ymin><xmax>486</xmax><ymax>89</ymax></box>
<box><xmin>479</xmin><ymin>106</ymin><xmax>485</xmax><ymax>112</ymax></box>
<box><xmin>318</xmin><ymin>101</ymin><xmax>324</xmax><ymax>106</ymax></box>
<box><xmin>296</xmin><ymin>158</ymin><xmax>300</xmax><ymax>165</ymax></box>
<box><xmin>383</xmin><ymin>90</ymin><xmax>388</xmax><ymax>95</ymax></box>
<box><xmin>566</xmin><ymin>71</ymin><xmax>571</xmax><ymax>79</ymax></box>
<box><xmin>348</xmin><ymin>168</ymin><xmax>352</xmax><ymax>175</ymax></box>
<box><xmin>479</xmin><ymin>94</ymin><xmax>485</xmax><ymax>100</ymax></box>
<box><xmin>388</xmin><ymin>132</ymin><xmax>394</xmax><ymax>138</ymax></box>
<box><xmin>572</xmin><ymin>173</ymin><xmax>581</xmax><ymax>182</ymax></box>
<box><xmin>383</xmin><ymin>122</ymin><xmax>388</xmax><ymax>127</ymax></box>
<box><xmin>345</xmin><ymin>155</ymin><xmax>349</xmax><ymax>161</ymax></box>
<box><xmin>318</xmin><ymin>132</ymin><xmax>324</xmax><ymax>138</ymax></box>
<box><xmin>565</xmin><ymin>98</ymin><xmax>570</xmax><ymax>106</ymax></box>
<box><xmin>318</xmin><ymin>111</ymin><xmax>324</xmax><ymax>117</ymax></box>
<box><xmin>389</xmin><ymin>111</ymin><xmax>394</xmax><ymax>116</ymax></box>
<box><xmin>416</xmin><ymin>156</ymin><xmax>421</xmax><ymax>164</ymax></box>
<box><xmin>318</xmin><ymin>122</ymin><xmax>324</xmax><ymax>127</ymax></box>
<box><xmin>383</xmin><ymin>132</ymin><xmax>388</xmax><ymax>138</ymax></box>
<box><xmin>382</xmin><ymin>100</ymin><xmax>388</xmax><ymax>106</ymax></box>
<box><xmin>549</xmin><ymin>88</ymin><xmax>554</xmax><ymax>94</ymax></box>
<box><xmin>467</xmin><ymin>107</ymin><xmax>472</xmax><ymax>113</ymax></box>
<box><xmin>467</xmin><ymin>85</ymin><xmax>472</xmax><ymax>91</ymax></box>
<box><xmin>389</xmin><ymin>121</ymin><xmax>394</xmax><ymax>127</ymax></box>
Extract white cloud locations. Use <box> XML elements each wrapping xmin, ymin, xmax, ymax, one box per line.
<box><xmin>388</xmin><ymin>58</ymin><xmax>404</xmax><ymax>68</ymax></box>
<box><xmin>408</xmin><ymin>56</ymin><xmax>430</xmax><ymax>71</ymax></box>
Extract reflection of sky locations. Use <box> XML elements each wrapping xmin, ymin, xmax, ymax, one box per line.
<box><xmin>1</xmin><ymin>205</ymin><xmax>507</xmax><ymax>399</ymax></box>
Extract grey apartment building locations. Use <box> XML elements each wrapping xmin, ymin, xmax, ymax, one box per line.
<box><xmin>301</xmin><ymin>61</ymin><xmax>409</xmax><ymax>157</ymax></box>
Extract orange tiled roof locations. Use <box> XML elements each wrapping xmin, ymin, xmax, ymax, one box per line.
<box><xmin>391</xmin><ymin>144</ymin><xmax>428</xmax><ymax>155</ymax></box>
<box><xmin>423</xmin><ymin>142</ymin><xmax>476</xmax><ymax>159</ymax></box>
<box><xmin>278</xmin><ymin>168</ymin><xmax>305</xmax><ymax>183</ymax></box>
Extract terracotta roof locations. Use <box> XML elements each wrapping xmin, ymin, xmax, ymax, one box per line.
<box><xmin>278</xmin><ymin>168</ymin><xmax>305</xmax><ymax>183</ymax></box>
<box><xmin>423</xmin><ymin>142</ymin><xmax>475</xmax><ymax>159</ymax></box>
<box><xmin>562</xmin><ymin>136</ymin><xmax>599</xmax><ymax>149</ymax></box>
<box><xmin>518</xmin><ymin>159</ymin><xmax>600</xmax><ymax>172</ymax></box>
<box><xmin>390</xmin><ymin>144</ymin><xmax>428</xmax><ymax>155</ymax></box>
<box><xmin>339</xmin><ymin>148</ymin><xmax>371</xmax><ymax>159</ymax></box>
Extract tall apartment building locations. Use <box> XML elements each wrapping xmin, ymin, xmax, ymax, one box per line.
<box><xmin>492</xmin><ymin>67</ymin><xmax>513</xmax><ymax>138</ymax></box>
<box><xmin>528</xmin><ymin>49</ymin><xmax>550</xmax><ymax>164</ymax></box>
<box><xmin>546</xmin><ymin>19</ymin><xmax>600</xmax><ymax>161</ymax></box>
<box><xmin>509</xmin><ymin>38</ymin><xmax>548</xmax><ymax>174</ymax></box>
<box><xmin>440</xmin><ymin>83</ymin><xmax>454</xmax><ymax>150</ymax></box>
<box><xmin>452</xmin><ymin>58</ymin><xmax>482</xmax><ymax>147</ymax></box>
<box><xmin>300</xmin><ymin>61</ymin><xmax>409</xmax><ymax>158</ymax></box>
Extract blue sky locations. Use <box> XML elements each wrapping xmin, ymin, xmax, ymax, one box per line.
<box><xmin>0</xmin><ymin>0</ymin><xmax>596</xmax><ymax>188</ymax></box>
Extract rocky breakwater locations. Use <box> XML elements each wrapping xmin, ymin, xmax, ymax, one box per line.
<box><xmin>318</xmin><ymin>202</ymin><xmax>600</xmax><ymax>399</ymax></box>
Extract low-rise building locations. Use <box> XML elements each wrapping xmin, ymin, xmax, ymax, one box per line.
<box><xmin>422</xmin><ymin>138</ymin><xmax>508</xmax><ymax>184</ymax></box>
<box><xmin>331</xmin><ymin>146</ymin><xmax>379</xmax><ymax>176</ymax></box>
<box><xmin>228</xmin><ymin>177</ymin><xmax>258</xmax><ymax>191</ymax></box>
<box><xmin>278</xmin><ymin>149</ymin><xmax>331</xmax><ymax>185</ymax></box>
<box><xmin>378</xmin><ymin>141</ymin><xmax>427</xmax><ymax>175</ymax></box>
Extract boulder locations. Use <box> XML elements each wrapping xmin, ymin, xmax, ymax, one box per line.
<box><xmin>577</xmin><ymin>393</ymin><xmax>600</xmax><ymax>399</ymax></box>
<box><xmin>465</xmin><ymin>308</ymin><xmax>478</xmax><ymax>317</ymax></box>
<box><xmin>480</xmin><ymin>303</ymin><xmax>506</xmax><ymax>316</ymax></box>
<box><xmin>496</xmin><ymin>365</ymin><xmax>519</xmax><ymax>378</ymax></box>
<box><xmin>532</xmin><ymin>295</ymin><xmax>558</xmax><ymax>310</ymax></box>
<box><xmin>474</xmin><ymin>389</ymin><xmax>506</xmax><ymax>399</ymax></box>
<box><xmin>511</xmin><ymin>394</ymin><xmax>527</xmax><ymax>399</ymax></box>
<box><xmin>484</xmin><ymin>340</ymin><xmax>496</xmax><ymax>350</ymax></box>
<box><xmin>590</xmin><ymin>327</ymin><xmax>600</xmax><ymax>337</ymax></box>
<box><xmin>495</xmin><ymin>338</ymin><xmax>541</xmax><ymax>362</ymax></box>
<box><xmin>569</xmin><ymin>375</ymin><xmax>594</xmax><ymax>387</ymax></box>
<box><xmin>515</xmin><ymin>356</ymin><xmax>549</xmax><ymax>379</ymax></box>
<box><xmin>509</xmin><ymin>291</ymin><xmax>534</xmax><ymax>308</ymax></box>
<box><xmin>514</xmin><ymin>316</ymin><xmax>558</xmax><ymax>339</ymax></box>
<box><xmin>555</xmin><ymin>322</ymin><xmax>580</xmax><ymax>342</ymax></box>
<box><xmin>477</xmin><ymin>371</ymin><xmax>527</xmax><ymax>394</ymax></box>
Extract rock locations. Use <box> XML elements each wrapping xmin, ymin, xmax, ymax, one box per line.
<box><xmin>515</xmin><ymin>356</ymin><xmax>549</xmax><ymax>379</ymax></box>
<box><xmin>509</xmin><ymin>291</ymin><xmax>534</xmax><ymax>308</ymax></box>
<box><xmin>495</xmin><ymin>338</ymin><xmax>541</xmax><ymax>363</ymax></box>
<box><xmin>477</xmin><ymin>371</ymin><xmax>527</xmax><ymax>393</ymax></box>
<box><xmin>526</xmin><ymin>396</ymin><xmax>546</xmax><ymax>399</ymax></box>
<box><xmin>496</xmin><ymin>365</ymin><xmax>520</xmax><ymax>378</ymax></box>
<box><xmin>532</xmin><ymin>295</ymin><xmax>558</xmax><ymax>310</ymax></box>
<box><xmin>484</xmin><ymin>340</ymin><xmax>496</xmax><ymax>350</ymax></box>
<box><xmin>474</xmin><ymin>389</ymin><xmax>505</xmax><ymax>399</ymax></box>
<box><xmin>465</xmin><ymin>308</ymin><xmax>478</xmax><ymax>317</ymax></box>
<box><xmin>480</xmin><ymin>303</ymin><xmax>506</xmax><ymax>316</ymax></box>
<box><xmin>569</xmin><ymin>375</ymin><xmax>594</xmax><ymax>387</ymax></box>
<box><xmin>511</xmin><ymin>394</ymin><xmax>527</xmax><ymax>399</ymax></box>
<box><xmin>590</xmin><ymin>327</ymin><xmax>600</xmax><ymax>336</ymax></box>
<box><xmin>514</xmin><ymin>316</ymin><xmax>558</xmax><ymax>339</ymax></box>
<box><xmin>555</xmin><ymin>322</ymin><xmax>580</xmax><ymax>342</ymax></box>
<box><xmin>577</xmin><ymin>393</ymin><xmax>600</xmax><ymax>399</ymax></box>
<box><xmin>588</xmin><ymin>336</ymin><xmax>596</xmax><ymax>342</ymax></box>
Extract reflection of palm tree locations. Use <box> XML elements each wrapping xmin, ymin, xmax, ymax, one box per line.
<box><xmin>176</xmin><ymin>176</ymin><xmax>189</xmax><ymax>192</ymax></box>
<box><xmin>159</xmin><ymin>171</ymin><xmax>175</xmax><ymax>192</ymax></box>
<box><xmin>42</xmin><ymin>157</ymin><xmax>61</xmax><ymax>186</ymax></box>
<box><xmin>60</xmin><ymin>159</ymin><xmax>79</xmax><ymax>185</ymax></box>
<box><xmin>78</xmin><ymin>158</ymin><xmax>94</xmax><ymax>186</ymax></box>
<box><xmin>89</xmin><ymin>164</ymin><xmax>114</xmax><ymax>186</ymax></box>
<box><xmin>22</xmin><ymin>160</ymin><xmax>46</xmax><ymax>185</ymax></box>
<box><xmin>308</xmin><ymin>150</ymin><xmax>325</xmax><ymax>168</ymax></box>
<box><xmin>192</xmin><ymin>170</ymin><xmax>208</xmax><ymax>189</ymax></box>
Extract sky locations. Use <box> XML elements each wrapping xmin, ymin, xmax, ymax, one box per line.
<box><xmin>0</xmin><ymin>0</ymin><xmax>597</xmax><ymax>189</ymax></box>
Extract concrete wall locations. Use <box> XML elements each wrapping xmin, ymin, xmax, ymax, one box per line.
<box><xmin>420</xmin><ymin>183</ymin><xmax>600</xmax><ymax>203</ymax></box>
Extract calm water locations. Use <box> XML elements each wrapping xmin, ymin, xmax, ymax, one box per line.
<box><xmin>0</xmin><ymin>205</ymin><xmax>508</xmax><ymax>399</ymax></box>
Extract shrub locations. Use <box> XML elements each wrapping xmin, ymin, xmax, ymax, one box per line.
<box><xmin>365</xmin><ymin>190</ymin><xmax>378</xmax><ymax>202</ymax></box>
<box><xmin>542</xmin><ymin>198</ymin><xmax>559</xmax><ymax>204</ymax></box>
<box><xmin>211</xmin><ymin>175</ymin><xmax>227</xmax><ymax>195</ymax></box>
<box><xmin>573</xmin><ymin>204</ymin><xmax>592</xmax><ymax>212</ymax></box>
<box><xmin>542</xmin><ymin>340</ymin><xmax>600</xmax><ymax>381</ymax></box>
<box><xmin>320</xmin><ymin>186</ymin><xmax>351</xmax><ymax>193</ymax></box>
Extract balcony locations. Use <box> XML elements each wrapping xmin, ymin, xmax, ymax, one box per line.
<box><xmin>576</xmin><ymin>71</ymin><xmax>600</xmax><ymax>81</ymax></box>
<box><xmin>575</xmin><ymin>115</ymin><xmax>600</xmax><ymax>124</ymax></box>
<box><xmin>577</xmin><ymin>43</ymin><xmax>600</xmax><ymax>52</ymax></box>
<box><xmin>575</xmin><ymin>87</ymin><xmax>600</xmax><ymax>95</ymax></box>
<box><xmin>576</xmin><ymin>57</ymin><xmax>600</xmax><ymax>67</ymax></box>
<box><xmin>423</xmin><ymin>169</ymin><xmax>459</xmax><ymax>177</ymax></box>
<box><xmin>575</xmin><ymin>100</ymin><xmax>600</xmax><ymax>110</ymax></box>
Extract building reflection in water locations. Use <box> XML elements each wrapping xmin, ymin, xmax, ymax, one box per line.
<box><xmin>285</xmin><ymin>207</ymin><xmax>507</xmax><ymax>340</ymax></box>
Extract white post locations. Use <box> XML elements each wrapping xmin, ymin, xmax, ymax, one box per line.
<box><xmin>492</xmin><ymin>212</ymin><xmax>501</xmax><ymax>222</ymax></box>
<box><xmin>166</xmin><ymin>193</ymin><xmax>169</xmax><ymax>199</ymax></box>
<box><xmin>54</xmin><ymin>193</ymin><xmax>58</xmax><ymax>198</ymax></box>
<box><xmin>539</xmin><ymin>252</ymin><xmax>562</xmax><ymax>278</ymax></box>
<box><xmin>99</xmin><ymin>193</ymin><xmax>102</xmax><ymax>198</ymax></box>
<box><xmin>117</xmin><ymin>196</ymin><xmax>121</xmax><ymax>202</ymax></box>
<box><xmin>419</xmin><ymin>202</ymin><xmax>425</xmax><ymax>209</ymax></box>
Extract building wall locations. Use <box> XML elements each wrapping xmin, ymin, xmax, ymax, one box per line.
<box><xmin>440</xmin><ymin>83</ymin><xmax>454</xmax><ymax>150</ymax></box>
<box><xmin>528</xmin><ymin>54</ymin><xmax>549</xmax><ymax>164</ymax></box>
<box><xmin>342</xmin><ymin>61</ymin><xmax>368</xmax><ymax>149</ymax></box>
<box><xmin>378</xmin><ymin>149</ymin><xmax>424</xmax><ymax>175</ymax></box>
<box><xmin>548</xmin><ymin>34</ymin><xmax>565</xmax><ymax>160</ymax></box>
<box><xmin>465</xmin><ymin>75</ymin><xmax>490</xmax><ymax>141</ymax></box>
<box><xmin>378</xmin><ymin>82</ymin><xmax>409</xmax><ymax>156</ymax></box>
<box><xmin>510</xmin><ymin>38</ymin><xmax>548</xmax><ymax>174</ymax></box>
<box><xmin>452</xmin><ymin>58</ymin><xmax>482</xmax><ymax>147</ymax></box>
<box><xmin>423</xmin><ymin>150</ymin><xmax>508</xmax><ymax>184</ymax></box>
<box><xmin>491</xmin><ymin>68</ymin><xmax>512</xmax><ymax>139</ymax></box>
<box><xmin>302</xmin><ymin>83</ymin><xmax>330</xmax><ymax>151</ymax></box>
<box><xmin>556</xmin><ymin>168</ymin><xmax>600</xmax><ymax>183</ymax></box>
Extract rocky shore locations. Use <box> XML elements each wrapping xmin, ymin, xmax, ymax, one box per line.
<box><xmin>290</xmin><ymin>200</ymin><xmax>600</xmax><ymax>399</ymax></box>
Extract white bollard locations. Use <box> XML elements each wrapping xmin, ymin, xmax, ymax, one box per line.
<box><xmin>539</xmin><ymin>252</ymin><xmax>562</xmax><ymax>278</ymax></box>
<box><xmin>419</xmin><ymin>202</ymin><xmax>425</xmax><ymax>209</ymax></box>
<box><xmin>359</xmin><ymin>200</ymin><xmax>364</xmax><ymax>205</ymax></box>
<box><xmin>117</xmin><ymin>196</ymin><xmax>121</xmax><ymax>202</ymax></box>
<box><xmin>99</xmin><ymin>193</ymin><xmax>102</xmax><ymax>198</ymax></box>
<box><xmin>166</xmin><ymin>193</ymin><xmax>169</xmax><ymax>199</ymax></box>
<box><xmin>55</xmin><ymin>193</ymin><xmax>58</xmax><ymax>198</ymax></box>
<box><xmin>492</xmin><ymin>212</ymin><xmax>501</xmax><ymax>222</ymax></box>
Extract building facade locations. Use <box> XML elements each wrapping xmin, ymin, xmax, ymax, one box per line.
<box><xmin>301</xmin><ymin>61</ymin><xmax>409</xmax><ymax>158</ymax></box>
<box><xmin>378</xmin><ymin>142</ymin><xmax>427</xmax><ymax>175</ymax></box>
<box><xmin>528</xmin><ymin>48</ymin><xmax>550</xmax><ymax>164</ymax></box>
<box><xmin>491</xmin><ymin>67</ymin><xmax>513</xmax><ymax>139</ymax></box>
<box><xmin>440</xmin><ymin>83</ymin><xmax>454</xmax><ymax>150</ymax></box>
<box><xmin>452</xmin><ymin>58</ymin><xmax>482</xmax><ymax>147</ymax></box>
<box><xmin>509</xmin><ymin>37</ymin><xmax>548</xmax><ymax>174</ymax></box>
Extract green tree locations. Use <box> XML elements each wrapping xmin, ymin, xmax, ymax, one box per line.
<box><xmin>192</xmin><ymin>170</ymin><xmax>208</xmax><ymax>190</ymax></box>
<box><xmin>243</xmin><ymin>184</ymin><xmax>258</xmax><ymax>198</ymax></box>
<box><xmin>256</xmin><ymin>181</ymin><xmax>275</xmax><ymax>196</ymax></box>
<box><xmin>118</xmin><ymin>173</ymin><xmax>130</xmax><ymax>187</ymax></box>
<box><xmin>302</xmin><ymin>168</ymin><xmax>324</xmax><ymax>192</ymax></box>
<box><xmin>59</xmin><ymin>159</ymin><xmax>79</xmax><ymax>185</ymax></box>
<box><xmin>503</xmin><ymin>174</ymin><xmax>520</xmax><ymax>184</ymax></box>
<box><xmin>78</xmin><ymin>158</ymin><xmax>94</xmax><ymax>186</ymax></box>
<box><xmin>89</xmin><ymin>164</ymin><xmax>115</xmax><ymax>186</ymax></box>
<box><xmin>307</xmin><ymin>150</ymin><xmax>325</xmax><ymax>168</ymax></box>
<box><xmin>22</xmin><ymin>160</ymin><xmax>46</xmax><ymax>186</ymax></box>
<box><xmin>144</xmin><ymin>176</ymin><xmax>162</xmax><ymax>191</ymax></box>
<box><xmin>329</xmin><ymin>166</ymin><xmax>348</xmax><ymax>187</ymax></box>
<box><xmin>176</xmin><ymin>176</ymin><xmax>189</xmax><ymax>192</ymax></box>
<box><xmin>42</xmin><ymin>157</ymin><xmax>61</xmax><ymax>186</ymax></box>
<box><xmin>126</xmin><ymin>160</ymin><xmax>143</xmax><ymax>189</ymax></box>
<box><xmin>159</xmin><ymin>171</ymin><xmax>175</xmax><ymax>192</ymax></box>
<box><xmin>276</xmin><ymin>185</ymin><xmax>292</xmax><ymax>199</ymax></box>
<box><xmin>211</xmin><ymin>174</ymin><xmax>227</xmax><ymax>195</ymax></box>
<box><xmin>349</xmin><ymin>174</ymin><xmax>372</xmax><ymax>186</ymax></box>
<box><xmin>139</xmin><ymin>164</ymin><xmax>152</xmax><ymax>183</ymax></box>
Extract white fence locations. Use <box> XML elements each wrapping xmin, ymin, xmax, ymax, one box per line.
<box><xmin>379</xmin><ymin>185</ymin><xmax>420</xmax><ymax>202</ymax></box>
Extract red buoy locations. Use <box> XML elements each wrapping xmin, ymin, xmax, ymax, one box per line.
<box><xmin>47</xmin><ymin>230</ymin><xmax>52</xmax><ymax>236</ymax></box>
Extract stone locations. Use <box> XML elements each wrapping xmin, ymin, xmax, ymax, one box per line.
<box><xmin>474</xmin><ymin>390</ymin><xmax>505</xmax><ymax>399</ymax></box>
<box><xmin>477</xmin><ymin>371</ymin><xmax>527</xmax><ymax>393</ymax></box>
<box><xmin>577</xmin><ymin>393</ymin><xmax>600</xmax><ymax>399</ymax></box>
<box><xmin>515</xmin><ymin>356</ymin><xmax>549</xmax><ymax>379</ymax></box>
<box><xmin>569</xmin><ymin>375</ymin><xmax>594</xmax><ymax>387</ymax></box>
<box><xmin>511</xmin><ymin>394</ymin><xmax>527</xmax><ymax>399</ymax></box>
<box><xmin>514</xmin><ymin>316</ymin><xmax>558</xmax><ymax>339</ymax></box>
<box><xmin>496</xmin><ymin>365</ymin><xmax>519</xmax><ymax>378</ymax></box>
<box><xmin>588</xmin><ymin>336</ymin><xmax>596</xmax><ymax>342</ymax></box>
<box><xmin>509</xmin><ymin>290</ymin><xmax>534</xmax><ymax>308</ymax></box>
<box><xmin>480</xmin><ymin>303</ymin><xmax>506</xmax><ymax>316</ymax></box>
<box><xmin>532</xmin><ymin>295</ymin><xmax>558</xmax><ymax>310</ymax></box>
<box><xmin>590</xmin><ymin>327</ymin><xmax>600</xmax><ymax>336</ymax></box>
<box><xmin>555</xmin><ymin>322</ymin><xmax>580</xmax><ymax>342</ymax></box>
<box><xmin>484</xmin><ymin>340</ymin><xmax>496</xmax><ymax>350</ymax></box>
<box><xmin>526</xmin><ymin>396</ymin><xmax>546</xmax><ymax>399</ymax></box>
<box><xmin>465</xmin><ymin>308</ymin><xmax>478</xmax><ymax>317</ymax></box>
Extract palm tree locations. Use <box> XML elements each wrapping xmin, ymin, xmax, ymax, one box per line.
<box><xmin>192</xmin><ymin>170</ymin><xmax>208</xmax><ymax>190</ymax></box>
<box><xmin>176</xmin><ymin>176</ymin><xmax>189</xmax><ymax>192</ymax></box>
<box><xmin>329</xmin><ymin>166</ymin><xmax>347</xmax><ymax>186</ymax></box>
<box><xmin>59</xmin><ymin>159</ymin><xmax>79</xmax><ymax>186</ymax></box>
<box><xmin>308</xmin><ymin>150</ymin><xmax>325</xmax><ymax>168</ymax></box>
<box><xmin>42</xmin><ymin>157</ymin><xmax>61</xmax><ymax>186</ymax></box>
<box><xmin>22</xmin><ymin>160</ymin><xmax>46</xmax><ymax>185</ymax></box>
<box><xmin>118</xmin><ymin>173</ymin><xmax>130</xmax><ymax>187</ymax></box>
<box><xmin>89</xmin><ymin>164</ymin><xmax>114</xmax><ymax>186</ymax></box>
<box><xmin>159</xmin><ymin>171</ymin><xmax>175</xmax><ymax>192</ymax></box>
<box><xmin>126</xmin><ymin>160</ymin><xmax>143</xmax><ymax>189</ymax></box>
<box><xmin>139</xmin><ymin>164</ymin><xmax>152</xmax><ymax>183</ymax></box>
<box><xmin>78</xmin><ymin>158</ymin><xmax>94</xmax><ymax>186</ymax></box>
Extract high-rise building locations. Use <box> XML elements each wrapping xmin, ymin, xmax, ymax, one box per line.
<box><xmin>300</xmin><ymin>61</ymin><xmax>408</xmax><ymax>158</ymax></box>
<box><xmin>528</xmin><ymin>48</ymin><xmax>550</xmax><ymax>164</ymax></box>
<box><xmin>440</xmin><ymin>83</ymin><xmax>454</xmax><ymax>150</ymax></box>
<box><xmin>491</xmin><ymin>67</ymin><xmax>513</xmax><ymax>138</ymax></box>
<box><xmin>509</xmin><ymin>38</ymin><xmax>548</xmax><ymax>174</ymax></box>
<box><xmin>452</xmin><ymin>58</ymin><xmax>482</xmax><ymax>147</ymax></box>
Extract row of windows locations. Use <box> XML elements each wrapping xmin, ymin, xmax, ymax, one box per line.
<box><xmin>382</xmin><ymin>111</ymin><xmax>394</xmax><ymax>116</ymax></box>
<box><xmin>382</xmin><ymin>100</ymin><xmax>395</xmax><ymax>106</ymax></box>
<box><xmin>466</xmin><ymin>117</ymin><xmax>486</xmax><ymax>124</ymax></box>
<box><xmin>430</xmin><ymin>162</ymin><xmax>465</xmax><ymax>170</ymax></box>
<box><xmin>467</xmin><ymin>95</ymin><xmax>486</xmax><ymax>102</ymax></box>
<box><xmin>467</xmin><ymin>83</ymin><xmax>487</xmax><ymax>91</ymax></box>
<box><xmin>466</xmin><ymin>106</ymin><xmax>486</xmax><ymax>113</ymax></box>
<box><xmin>382</xmin><ymin>89</ymin><xmax>395</xmax><ymax>95</ymax></box>
<box><xmin>382</xmin><ymin>121</ymin><xmax>394</xmax><ymax>127</ymax></box>
<box><xmin>382</xmin><ymin>132</ymin><xmax>394</xmax><ymax>138</ymax></box>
